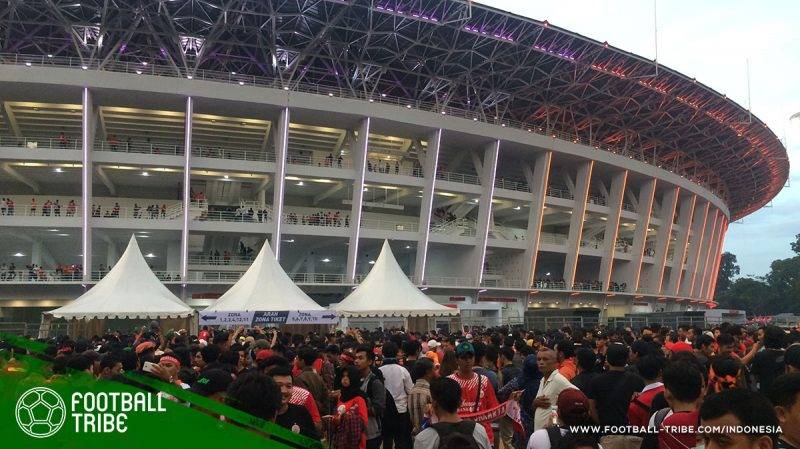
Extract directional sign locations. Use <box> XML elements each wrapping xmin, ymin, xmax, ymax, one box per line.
<box><xmin>199</xmin><ymin>310</ymin><xmax>339</xmax><ymax>326</ymax></box>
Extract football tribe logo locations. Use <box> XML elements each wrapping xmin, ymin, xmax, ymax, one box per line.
<box><xmin>15</xmin><ymin>387</ymin><xmax>67</xmax><ymax>438</ymax></box>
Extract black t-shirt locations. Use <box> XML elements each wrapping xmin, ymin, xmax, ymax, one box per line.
<box><xmin>586</xmin><ymin>370</ymin><xmax>645</xmax><ymax>426</ymax></box>
<box><xmin>751</xmin><ymin>349</ymin><xmax>786</xmax><ymax>392</ymax></box>
<box><xmin>405</xmin><ymin>359</ymin><xmax>418</xmax><ymax>381</ymax></box>
<box><xmin>571</xmin><ymin>371</ymin><xmax>596</xmax><ymax>394</ymax></box>
<box><xmin>777</xmin><ymin>438</ymin><xmax>800</xmax><ymax>449</ymax></box>
<box><xmin>276</xmin><ymin>403</ymin><xmax>319</xmax><ymax>440</ymax></box>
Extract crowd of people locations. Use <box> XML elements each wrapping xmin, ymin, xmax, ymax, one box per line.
<box><xmin>285</xmin><ymin>210</ymin><xmax>349</xmax><ymax>227</ymax></box>
<box><xmin>5</xmin><ymin>320</ymin><xmax>800</xmax><ymax>449</ymax></box>
<box><xmin>0</xmin><ymin>262</ymin><xmax>83</xmax><ymax>281</ymax></box>
<box><xmin>13</xmin><ymin>198</ymin><xmax>79</xmax><ymax>217</ymax></box>
<box><xmin>1</xmin><ymin>197</ymin><xmax>15</xmax><ymax>215</ymax></box>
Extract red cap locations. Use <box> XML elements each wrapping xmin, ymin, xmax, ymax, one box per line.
<box><xmin>557</xmin><ymin>388</ymin><xmax>589</xmax><ymax>421</ymax></box>
<box><xmin>255</xmin><ymin>349</ymin><xmax>274</xmax><ymax>362</ymax></box>
<box><xmin>668</xmin><ymin>341</ymin><xmax>693</xmax><ymax>353</ymax></box>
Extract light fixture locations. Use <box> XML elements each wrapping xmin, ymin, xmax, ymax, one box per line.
<box><xmin>231</xmin><ymin>71</ymin><xmax>237</xmax><ymax>75</ymax></box>
<box><xmin>321</xmin><ymin>258</ymin><xmax>331</xmax><ymax>263</ymax></box>
<box><xmin>283</xmin><ymin>239</ymin><xmax>295</xmax><ymax>243</ymax></box>
<box><xmin>138</xmin><ymin>231</ymin><xmax>149</xmax><ymax>234</ymax></box>
<box><xmin>47</xmin><ymin>54</ymin><xmax>53</xmax><ymax>58</ymax></box>
<box><xmin>145</xmin><ymin>253</ymin><xmax>156</xmax><ymax>258</ymax></box>
<box><xmin>142</xmin><ymin>61</ymin><xmax>148</xmax><ymax>66</ymax></box>
<box><xmin>238</xmin><ymin>81</ymin><xmax>244</xmax><ymax>85</ymax></box>
<box><xmin>13</xmin><ymin>252</ymin><xmax>25</xmax><ymax>257</ymax></box>
<box><xmin>513</xmin><ymin>205</ymin><xmax>521</xmax><ymax>210</ymax></box>
<box><xmin>25</xmin><ymin>62</ymin><xmax>32</xmax><ymax>67</ymax></box>
<box><xmin>406</xmin><ymin>105</ymin><xmax>412</xmax><ymax>108</ymax></box>
<box><xmin>297</xmin><ymin>181</ymin><xmax>304</xmax><ymax>186</ymax></box>
<box><xmin>136</xmin><ymin>70</ymin><xmax>142</xmax><ymax>74</ymax></box>
<box><xmin>363</xmin><ymin>187</ymin><xmax>369</xmax><ymax>192</ymax></box>
<box><xmin>187</xmin><ymin>75</ymin><xmax>193</xmax><ymax>79</ymax></box>
<box><xmin>420</xmin><ymin>287</ymin><xmax>428</xmax><ymax>291</ymax></box>
<box><xmin>57</xmin><ymin>233</ymin><xmax>69</xmax><ymax>236</ymax></box>
<box><xmin>381</xmin><ymin>93</ymin><xmax>387</xmax><ymax>98</ymax></box>
<box><xmin>478</xmin><ymin>289</ymin><xmax>487</xmax><ymax>293</ymax></box>
<box><xmin>81</xmin><ymin>65</ymin><xmax>88</xmax><ymax>70</ymax></box>
<box><xmin>223</xmin><ymin>175</ymin><xmax>229</xmax><ymax>179</ymax></box>
<box><xmin>368</xmin><ymin>260</ymin><xmax>375</xmax><ymax>265</ymax></box>
<box><xmin>405</xmin><ymin>245</ymin><xmax>411</xmax><ymax>249</ymax></box>
<box><xmin>545</xmin><ymin>272</ymin><xmax>551</xmax><ymax>276</ymax></box>
<box><xmin>283</xmin><ymin>86</ymin><xmax>289</xmax><ymax>90</ymax></box>
<box><xmin>54</xmin><ymin>167</ymin><xmax>63</xmax><ymax>173</ymax></box>
<box><xmin>141</xmin><ymin>171</ymin><xmax>149</xmax><ymax>176</ymax></box>
<box><xmin>48</xmin><ymin>229</ymin><xmax>59</xmax><ymax>232</ymax></box>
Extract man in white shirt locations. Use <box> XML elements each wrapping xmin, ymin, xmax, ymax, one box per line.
<box><xmin>380</xmin><ymin>341</ymin><xmax>414</xmax><ymax>449</ymax></box>
<box><xmin>533</xmin><ymin>348</ymin><xmax>576</xmax><ymax>431</ymax></box>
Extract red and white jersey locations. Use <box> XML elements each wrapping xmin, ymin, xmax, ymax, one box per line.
<box><xmin>290</xmin><ymin>386</ymin><xmax>321</xmax><ymax>423</ymax></box>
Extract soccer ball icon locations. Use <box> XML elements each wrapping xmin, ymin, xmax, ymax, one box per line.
<box><xmin>15</xmin><ymin>387</ymin><xmax>66</xmax><ymax>438</ymax></box>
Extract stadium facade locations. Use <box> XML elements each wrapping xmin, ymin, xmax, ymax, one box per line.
<box><xmin>0</xmin><ymin>0</ymin><xmax>788</xmax><ymax>328</ymax></box>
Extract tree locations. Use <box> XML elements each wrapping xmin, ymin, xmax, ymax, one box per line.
<box><xmin>716</xmin><ymin>277</ymin><xmax>771</xmax><ymax>315</ymax></box>
<box><xmin>714</xmin><ymin>252</ymin><xmax>740</xmax><ymax>298</ymax></box>
<box><xmin>791</xmin><ymin>233</ymin><xmax>800</xmax><ymax>255</ymax></box>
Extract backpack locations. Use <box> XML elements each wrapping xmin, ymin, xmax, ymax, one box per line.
<box><xmin>431</xmin><ymin>421</ymin><xmax>479</xmax><ymax>449</ymax></box>
<box><xmin>546</xmin><ymin>426</ymin><xmax>567</xmax><ymax>449</ymax></box>
<box><xmin>365</xmin><ymin>372</ymin><xmax>399</xmax><ymax>432</ymax></box>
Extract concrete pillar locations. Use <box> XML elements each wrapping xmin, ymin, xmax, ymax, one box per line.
<box><xmin>694</xmin><ymin>209</ymin><xmax>721</xmax><ymax>298</ymax></box>
<box><xmin>106</xmin><ymin>241</ymin><xmax>119</xmax><ymax>268</ymax></box>
<box><xmin>623</xmin><ymin>179</ymin><xmax>657</xmax><ymax>292</ymax></box>
<box><xmin>699</xmin><ymin>214</ymin><xmax>725</xmax><ymax>300</ymax></box>
<box><xmin>31</xmin><ymin>241</ymin><xmax>43</xmax><ymax>266</ymax></box>
<box><xmin>180</xmin><ymin>97</ymin><xmax>193</xmax><ymax>283</ymax></box>
<box><xmin>414</xmin><ymin>129</ymin><xmax>442</xmax><ymax>283</ymax></box>
<box><xmin>272</xmin><ymin>107</ymin><xmax>289</xmax><ymax>260</ymax></box>
<box><xmin>679</xmin><ymin>201</ymin><xmax>710</xmax><ymax>296</ymax></box>
<box><xmin>345</xmin><ymin>118</ymin><xmax>370</xmax><ymax>282</ymax></box>
<box><xmin>645</xmin><ymin>187</ymin><xmax>679</xmax><ymax>294</ymax></box>
<box><xmin>474</xmin><ymin>140</ymin><xmax>500</xmax><ymax>285</ymax></box>
<box><xmin>81</xmin><ymin>88</ymin><xmax>95</xmax><ymax>281</ymax></box>
<box><xmin>563</xmin><ymin>161</ymin><xmax>594</xmax><ymax>288</ymax></box>
<box><xmin>523</xmin><ymin>151</ymin><xmax>553</xmax><ymax>287</ymax></box>
<box><xmin>598</xmin><ymin>170</ymin><xmax>628</xmax><ymax>290</ymax></box>
<box><xmin>166</xmin><ymin>241</ymin><xmax>181</xmax><ymax>272</ymax></box>
<box><xmin>707</xmin><ymin>218</ymin><xmax>729</xmax><ymax>300</ymax></box>
<box><xmin>666</xmin><ymin>194</ymin><xmax>696</xmax><ymax>296</ymax></box>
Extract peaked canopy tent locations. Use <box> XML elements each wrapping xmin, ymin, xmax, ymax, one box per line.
<box><xmin>42</xmin><ymin>235</ymin><xmax>195</xmax><ymax>338</ymax></box>
<box><xmin>330</xmin><ymin>241</ymin><xmax>458</xmax><ymax>331</ymax></box>
<box><xmin>201</xmin><ymin>241</ymin><xmax>335</xmax><ymax>328</ymax></box>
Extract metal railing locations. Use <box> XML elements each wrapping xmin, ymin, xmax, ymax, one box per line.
<box><xmin>587</xmin><ymin>195</ymin><xmax>607</xmax><ymax>206</ymax></box>
<box><xmin>495</xmin><ymin>178</ymin><xmax>530</xmax><ymax>192</ymax></box>
<box><xmin>435</xmin><ymin>170</ymin><xmax>481</xmax><ymax>185</ymax></box>
<box><xmin>282</xmin><ymin>213</ymin><xmax>347</xmax><ymax>227</ymax></box>
<box><xmin>366</xmin><ymin>161</ymin><xmax>423</xmax><ymax>178</ymax></box>
<box><xmin>0</xmin><ymin>53</ymin><xmax>726</xmax><ymax>200</ymax></box>
<box><xmin>525</xmin><ymin>316</ymin><xmax>601</xmax><ymax>331</ymax></box>
<box><xmin>360</xmin><ymin>218</ymin><xmax>419</xmax><ymax>232</ymax></box>
<box><xmin>187</xmin><ymin>255</ymin><xmax>253</xmax><ymax>266</ymax></box>
<box><xmin>191</xmin><ymin>145</ymin><xmax>275</xmax><ymax>162</ymax></box>
<box><xmin>532</xmin><ymin>280</ymin><xmax>568</xmax><ymax>290</ymax></box>
<box><xmin>622</xmin><ymin>202</ymin><xmax>637</xmax><ymax>213</ymax></box>
<box><xmin>92</xmin><ymin>205</ymin><xmax>182</xmax><ymax>220</ymax></box>
<box><xmin>1</xmin><ymin>205</ymin><xmax>81</xmax><ymax>218</ymax></box>
<box><xmin>547</xmin><ymin>187</ymin><xmax>574</xmax><ymax>200</ymax></box>
<box><xmin>0</xmin><ymin>135</ymin><xmax>81</xmax><ymax>150</ymax></box>
<box><xmin>186</xmin><ymin>271</ymin><xmax>245</xmax><ymax>282</ymax></box>
<box><xmin>94</xmin><ymin>140</ymin><xmax>183</xmax><ymax>156</ymax></box>
<box><xmin>539</xmin><ymin>232</ymin><xmax>568</xmax><ymax>245</ymax></box>
<box><xmin>572</xmin><ymin>282</ymin><xmax>604</xmax><ymax>292</ymax></box>
<box><xmin>429</xmin><ymin>218</ymin><xmax>477</xmax><ymax>237</ymax></box>
<box><xmin>287</xmin><ymin>153</ymin><xmax>353</xmax><ymax>169</ymax></box>
<box><xmin>195</xmin><ymin>209</ymin><xmax>271</xmax><ymax>223</ymax></box>
<box><xmin>488</xmin><ymin>225</ymin><xmax>527</xmax><ymax>241</ymax></box>
<box><xmin>421</xmin><ymin>276</ymin><xmax>475</xmax><ymax>287</ymax></box>
<box><xmin>0</xmin><ymin>270</ymin><xmax>82</xmax><ymax>283</ymax></box>
<box><xmin>290</xmin><ymin>273</ymin><xmax>348</xmax><ymax>284</ymax></box>
<box><xmin>480</xmin><ymin>278</ymin><xmax>525</xmax><ymax>288</ymax></box>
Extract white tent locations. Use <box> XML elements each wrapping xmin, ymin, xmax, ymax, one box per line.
<box><xmin>331</xmin><ymin>240</ymin><xmax>458</xmax><ymax>317</ymax></box>
<box><xmin>203</xmin><ymin>240</ymin><xmax>324</xmax><ymax>312</ymax></box>
<box><xmin>47</xmin><ymin>236</ymin><xmax>194</xmax><ymax>319</ymax></box>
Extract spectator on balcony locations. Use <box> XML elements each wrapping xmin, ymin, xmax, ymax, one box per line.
<box><xmin>325</xmin><ymin>153</ymin><xmax>333</xmax><ymax>167</ymax></box>
<box><xmin>30</xmin><ymin>197</ymin><xmax>37</xmax><ymax>215</ymax></box>
<box><xmin>66</xmin><ymin>200</ymin><xmax>76</xmax><ymax>217</ymax></box>
<box><xmin>161</xmin><ymin>204</ymin><xmax>166</xmax><ymax>218</ymax></box>
<box><xmin>53</xmin><ymin>200</ymin><xmax>61</xmax><ymax>216</ymax></box>
<box><xmin>337</xmin><ymin>154</ymin><xmax>343</xmax><ymax>168</ymax></box>
<box><xmin>58</xmin><ymin>131</ymin><xmax>69</xmax><ymax>149</ymax></box>
<box><xmin>223</xmin><ymin>251</ymin><xmax>231</xmax><ymax>265</ymax></box>
<box><xmin>394</xmin><ymin>161</ymin><xmax>399</xmax><ymax>174</ymax></box>
<box><xmin>112</xmin><ymin>203</ymin><xmax>120</xmax><ymax>218</ymax></box>
<box><xmin>108</xmin><ymin>134</ymin><xmax>120</xmax><ymax>151</ymax></box>
<box><xmin>133</xmin><ymin>203</ymin><xmax>141</xmax><ymax>218</ymax></box>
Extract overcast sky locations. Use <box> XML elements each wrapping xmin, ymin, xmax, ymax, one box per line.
<box><xmin>481</xmin><ymin>0</ymin><xmax>800</xmax><ymax>277</ymax></box>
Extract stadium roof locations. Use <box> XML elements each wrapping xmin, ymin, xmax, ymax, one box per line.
<box><xmin>0</xmin><ymin>0</ymin><xmax>788</xmax><ymax>219</ymax></box>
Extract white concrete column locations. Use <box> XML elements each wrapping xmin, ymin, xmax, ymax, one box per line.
<box><xmin>81</xmin><ymin>88</ymin><xmax>95</xmax><ymax>281</ymax></box>
<box><xmin>522</xmin><ymin>151</ymin><xmax>553</xmax><ymax>287</ymax></box>
<box><xmin>694</xmin><ymin>209</ymin><xmax>721</xmax><ymax>298</ymax></box>
<box><xmin>166</xmin><ymin>241</ymin><xmax>181</xmax><ymax>272</ymax></box>
<box><xmin>598</xmin><ymin>170</ymin><xmax>627</xmax><ymax>290</ymax></box>
<box><xmin>624</xmin><ymin>179</ymin><xmax>657</xmax><ymax>292</ymax></box>
<box><xmin>414</xmin><ymin>129</ymin><xmax>442</xmax><ymax>283</ymax></box>
<box><xmin>679</xmin><ymin>201</ymin><xmax>710</xmax><ymax>296</ymax></box>
<box><xmin>645</xmin><ymin>187</ymin><xmax>679</xmax><ymax>294</ymax></box>
<box><xmin>707</xmin><ymin>218</ymin><xmax>729</xmax><ymax>300</ymax></box>
<box><xmin>106</xmin><ymin>241</ymin><xmax>119</xmax><ymax>268</ymax></box>
<box><xmin>345</xmin><ymin>118</ymin><xmax>370</xmax><ymax>282</ymax></box>
<box><xmin>474</xmin><ymin>140</ymin><xmax>500</xmax><ymax>285</ymax></box>
<box><xmin>31</xmin><ymin>241</ymin><xmax>43</xmax><ymax>266</ymax></box>
<box><xmin>271</xmin><ymin>107</ymin><xmax>290</xmax><ymax>260</ymax></box>
<box><xmin>699</xmin><ymin>213</ymin><xmax>724</xmax><ymax>300</ymax></box>
<box><xmin>666</xmin><ymin>194</ymin><xmax>696</xmax><ymax>296</ymax></box>
<box><xmin>180</xmin><ymin>97</ymin><xmax>193</xmax><ymax>283</ymax></box>
<box><xmin>563</xmin><ymin>161</ymin><xmax>594</xmax><ymax>288</ymax></box>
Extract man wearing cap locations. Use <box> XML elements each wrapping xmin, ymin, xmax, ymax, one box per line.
<box><xmin>527</xmin><ymin>389</ymin><xmax>594</xmax><ymax>449</ymax></box>
<box><xmin>448</xmin><ymin>341</ymin><xmax>499</xmax><ymax>446</ymax></box>
<box><xmin>533</xmin><ymin>348</ymin><xmax>576</xmax><ymax>432</ymax></box>
<box><xmin>190</xmin><ymin>369</ymin><xmax>233</xmax><ymax>403</ymax></box>
<box><xmin>425</xmin><ymin>340</ymin><xmax>441</xmax><ymax>366</ymax></box>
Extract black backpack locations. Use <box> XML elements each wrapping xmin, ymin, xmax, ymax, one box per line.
<box><xmin>431</xmin><ymin>421</ymin><xmax>480</xmax><ymax>449</ymax></box>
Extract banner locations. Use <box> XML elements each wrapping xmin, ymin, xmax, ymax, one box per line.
<box><xmin>459</xmin><ymin>400</ymin><xmax>525</xmax><ymax>434</ymax></box>
<box><xmin>199</xmin><ymin>310</ymin><xmax>339</xmax><ymax>326</ymax></box>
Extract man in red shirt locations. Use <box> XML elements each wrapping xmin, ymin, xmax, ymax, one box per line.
<box><xmin>628</xmin><ymin>354</ymin><xmax>667</xmax><ymax>427</ymax></box>
<box><xmin>656</xmin><ymin>360</ymin><xmax>704</xmax><ymax>449</ymax></box>
<box><xmin>448</xmin><ymin>341</ymin><xmax>499</xmax><ymax>446</ymax></box>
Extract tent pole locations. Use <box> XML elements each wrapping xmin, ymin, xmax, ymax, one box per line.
<box><xmin>38</xmin><ymin>314</ymin><xmax>52</xmax><ymax>339</ymax></box>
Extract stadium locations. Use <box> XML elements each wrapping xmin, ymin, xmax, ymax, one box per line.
<box><xmin>0</xmin><ymin>0</ymin><xmax>789</xmax><ymax>331</ymax></box>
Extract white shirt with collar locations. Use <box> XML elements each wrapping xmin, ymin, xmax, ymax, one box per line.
<box><xmin>380</xmin><ymin>362</ymin><xmax>413</xmax><ymax>413</ymax></box>
<box><xmin>533</xmin><ymin>369</ymin><xmax>576</xmax><ymax>432</ymax></box>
